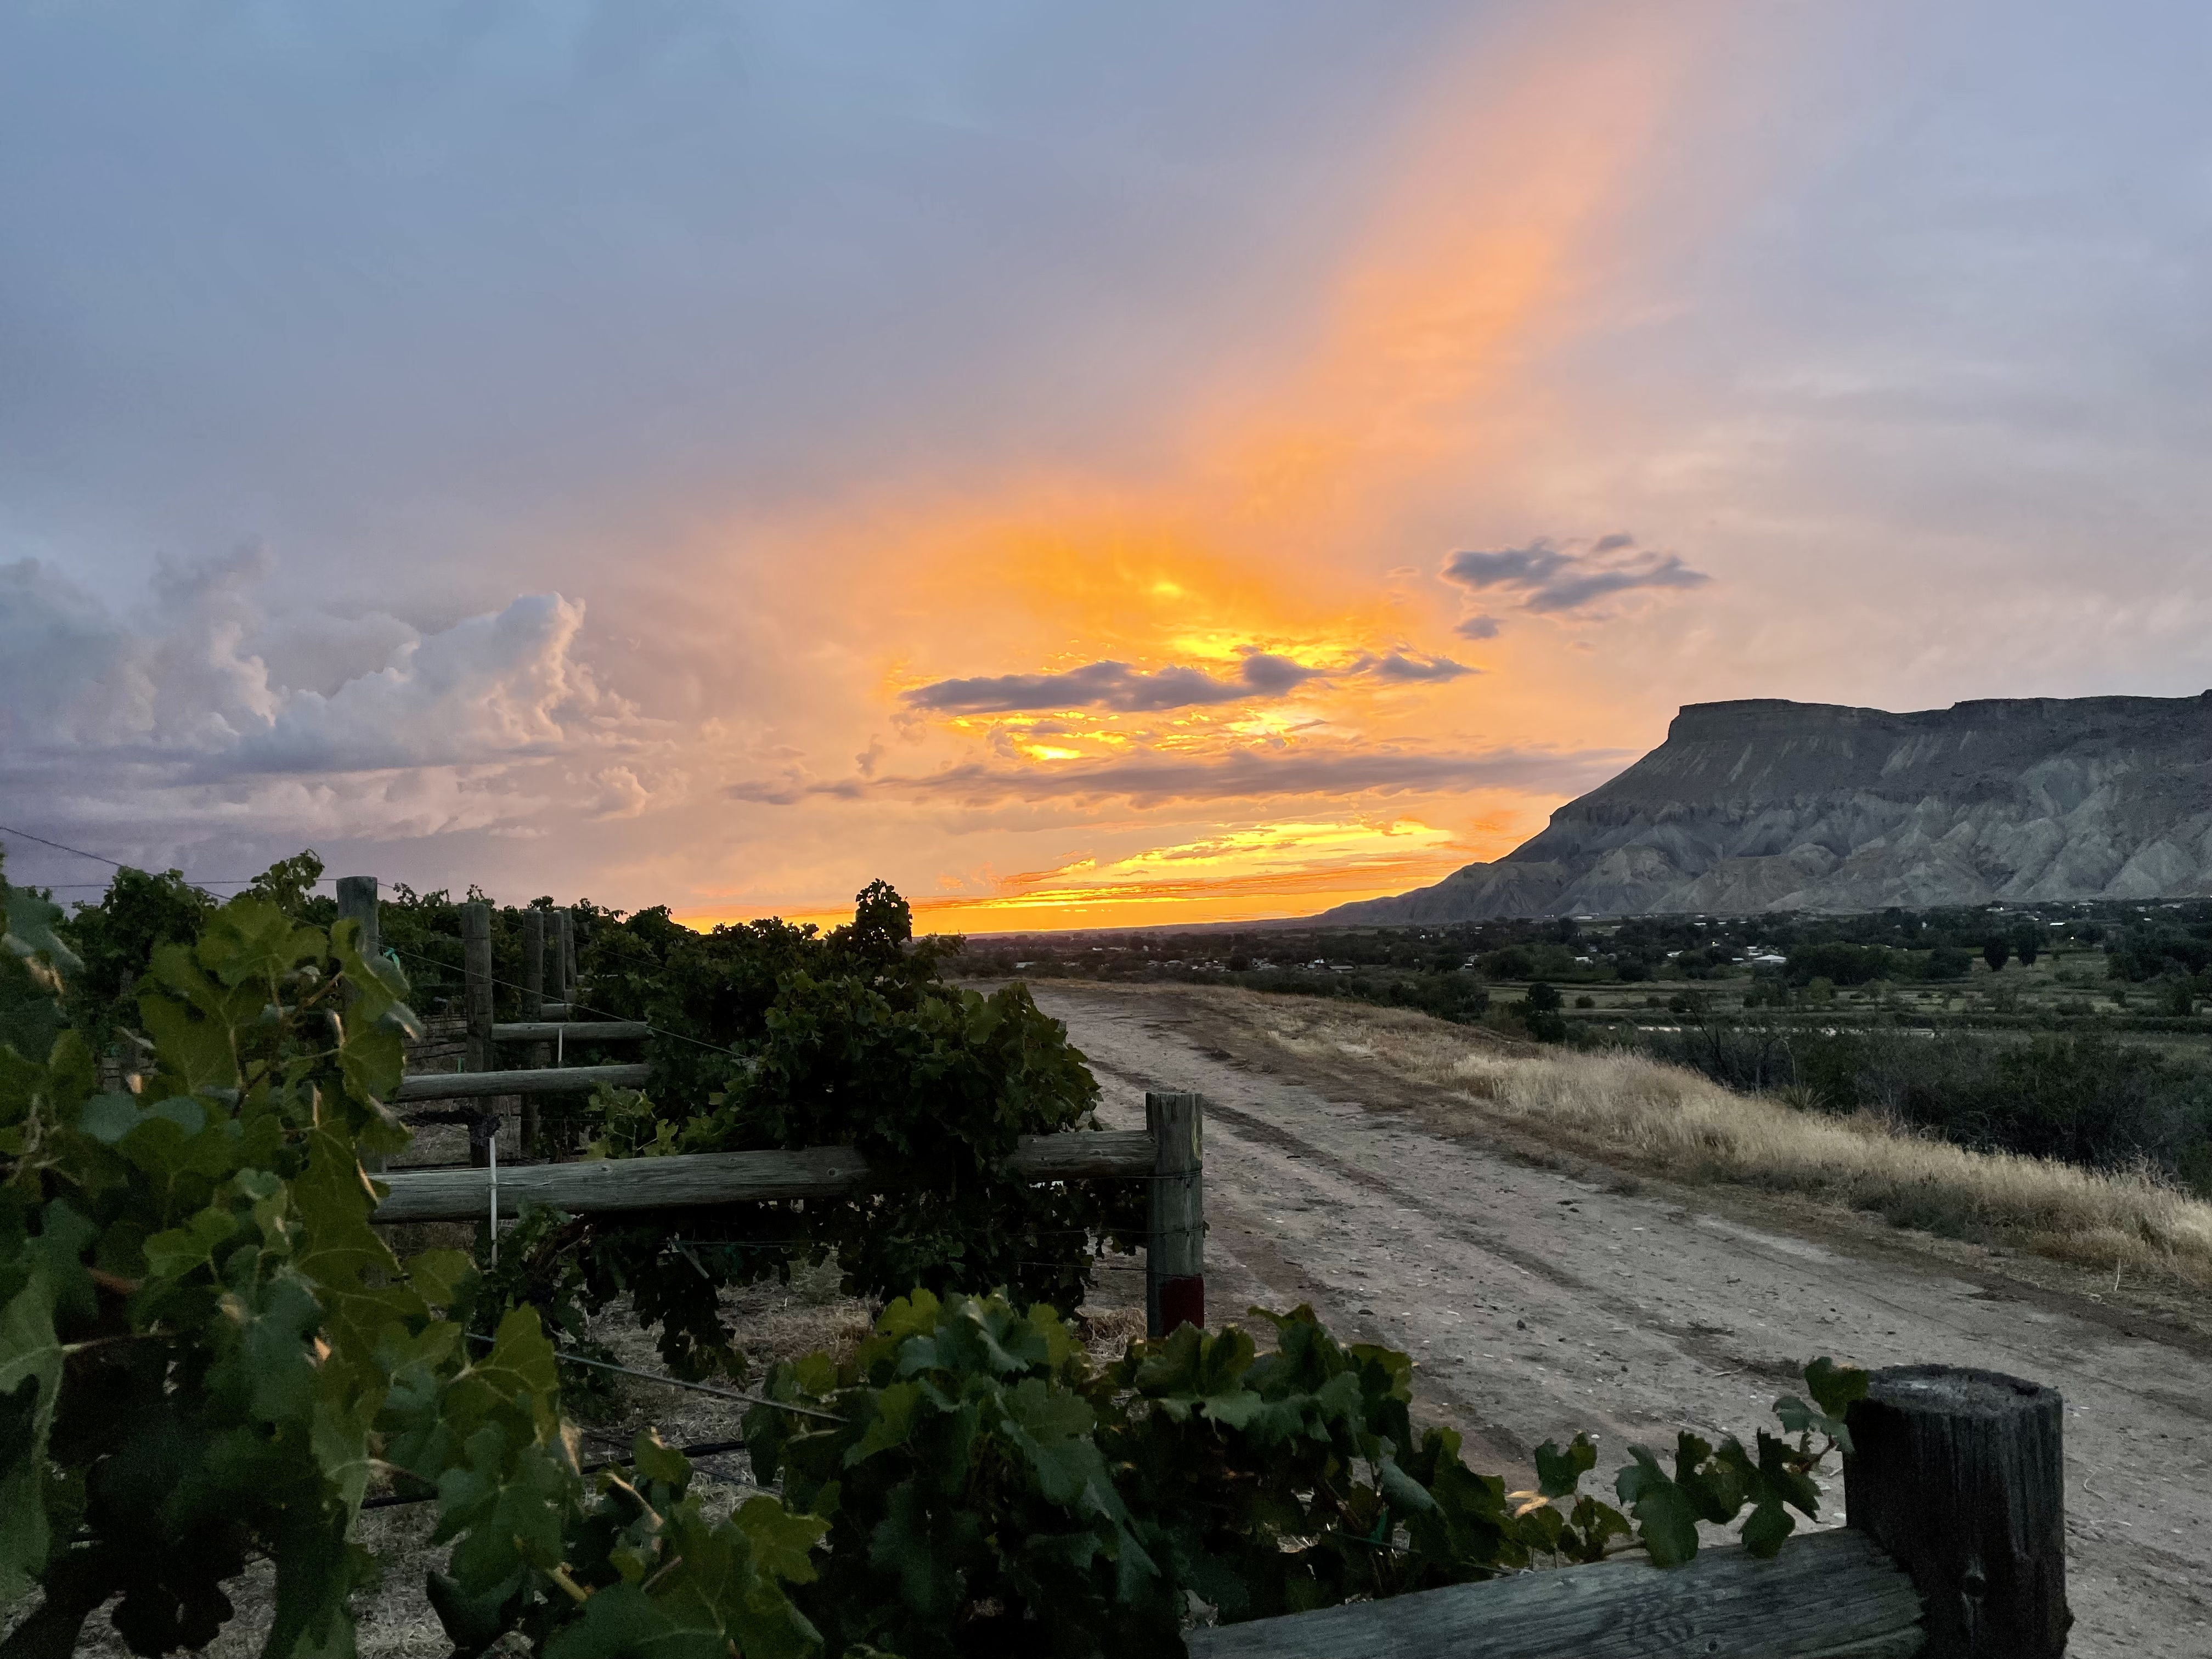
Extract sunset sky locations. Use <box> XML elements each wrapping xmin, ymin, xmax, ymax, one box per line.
<box><xmin>4</xmin><ymin>3</ymin><xmax>2208</xmax><ymax>929</ymax></box>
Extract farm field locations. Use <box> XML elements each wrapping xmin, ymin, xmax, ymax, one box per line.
<box><xmin>1029</xmin><ymin>981</ymin><xmax>2212</xmax><ymax>1659</ymax></box>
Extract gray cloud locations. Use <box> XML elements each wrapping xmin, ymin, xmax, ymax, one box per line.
<box><xmin>1356</xmin><ymin>650</ymin><xmax>1474</xmax><ymax>684</ymax></box>
<box><xmin>1454</xmin><ymin>614</ymin><xmax>1502</xmax><ymax>640</ymax></box>
<box><xmin>1441</xmin><ymin>535</ymin><xmax>1711</xmax><ymax>619</ymax></box>
<box><xmin>904</xmin><ymin>651</ymin><xmax>1318</xmax><ymax>715</ymax></box>
<box><xmin>730</xmin><ymin>740</ymin><xmax>1624</xmax><ymax>809</ymax></box>
<box><xmin>905</xmin><ymin>645</ymin><xmax>1469</xmax><ymax>715</ymax></box>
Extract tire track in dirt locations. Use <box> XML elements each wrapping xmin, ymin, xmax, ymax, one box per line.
<box><xmin>1036</xmin><ymin>984</ymin><xmax>2212</xmax><ymax>1659</ymax></box>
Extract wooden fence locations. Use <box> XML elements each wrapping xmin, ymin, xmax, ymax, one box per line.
<box><xmin>342</xmin><ymin>877</ymin><xmax>1206</xmax><ymax>1336</ymax></box>
<box><xmin>343</xmin><ymin>881</ymin><xmax>2071</xmax><ymax>1655</ymax></box>
<box><xmin>1186</xmin><ymin>1364</ymin><xmax>2068</xmax><ymax>1658</ymax></box>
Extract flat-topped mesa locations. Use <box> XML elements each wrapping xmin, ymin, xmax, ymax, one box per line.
<box><xmin>1325</xmin><ymin>691</ymin><xmax>2212</xmax><ymax>922</ymax></box>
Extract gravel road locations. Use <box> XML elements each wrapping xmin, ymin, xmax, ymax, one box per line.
<box><xmin>1032</xmin><ymin>983</ymin><xmax>2212</xmax><ymax>1659</ymax></box>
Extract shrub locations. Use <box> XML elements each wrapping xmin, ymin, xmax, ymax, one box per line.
<box><xmin>747</xmin><ymin>1290</ymin><xmax>1865</xmax><ymax>1658</ymax></box>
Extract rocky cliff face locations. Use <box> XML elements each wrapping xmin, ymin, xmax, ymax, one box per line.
<box><xmin>1327</xmin><ymin>693</ymin><xmax>2212</xmax><ymax>921</ymax></box>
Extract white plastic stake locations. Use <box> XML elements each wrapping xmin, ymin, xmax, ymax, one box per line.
<box><xmin>488</xmin><ymin>1132</ymin><xmax>499</xmax><ymax>1266</ymax></box>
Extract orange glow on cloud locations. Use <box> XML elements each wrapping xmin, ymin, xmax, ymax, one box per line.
<box><xmin>700</xmin><ymin>6</ymin><xmax>1727</xmax><ymax>930</ymax></box>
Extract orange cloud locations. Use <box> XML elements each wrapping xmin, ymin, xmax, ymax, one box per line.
<box><xmin>701</xmin><ymin>5</ymin><xmax>1729</xmax><ymax>926</ymax></box>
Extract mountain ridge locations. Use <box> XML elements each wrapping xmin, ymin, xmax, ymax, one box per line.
<box><xmin>1325</xmin><ymin>692</ymin><xmax>2212</xmax><ymax>921</ymax></box>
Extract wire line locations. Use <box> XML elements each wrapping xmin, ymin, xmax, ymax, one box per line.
<box><xmin>464</xmin><ymin>1331</ymin><xmax>844</xmax><ymax>1422</ymax></box>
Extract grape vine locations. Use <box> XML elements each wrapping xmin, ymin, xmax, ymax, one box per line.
<box><xmin>3</xmin><ymin>866</ymin><xmax>1870</xmax><ymax>1659</ymax></box>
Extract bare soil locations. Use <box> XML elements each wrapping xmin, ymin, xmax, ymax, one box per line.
<box><xmin>1032</xmin><ymin>980</ymin><xmax>2212</xmax><ymax>1659</ymax></box>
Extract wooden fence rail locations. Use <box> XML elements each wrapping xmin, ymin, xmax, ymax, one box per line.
<box><xmin>1185</xmin><ymin>1364</ymin><xmax>2068</xmax><ymax>1659</ymax></box>
<box><xmin>390</xmin><ymin>1062</ymin><xmax>652</xmax><ymax>1102</ymax></box>
<box><xmin>370</xmin><ymin>1128</ymin><xmax>1155</xmax><ymax>1222</ymax></box>
<box><xmin>347</xmin><ymin>871</ymin><xmax>1208</xmax><ymax>1339</ymax></box>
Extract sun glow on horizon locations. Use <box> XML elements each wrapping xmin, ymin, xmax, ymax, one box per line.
<box><xmin>674</xmin><ymin>5</ymin><xmax>1728</xmax><ymax>929</ymax></box>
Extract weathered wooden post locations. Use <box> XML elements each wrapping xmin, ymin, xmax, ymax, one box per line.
<box><xmin>558</xmin><ymin>908</ymin><xmax>579</xmax><ymax>1006</ymax></box>
<box><xmin>335</xmin><ymin>875</ymin><xmax>380</xmax><ymax>960</ymax></box>
<box><xmin>1846</xmin><ymin>1364</ymin><xmax>2070</xmax><ymax>1658</ymax></box>
<box><xmin>520</xmin><ymin>908</ymin><xmax>549</xmax><ymax>1155</ymax></box>
<box><xmin>336</xmin><ymin>877</ymin><xmax>384</xmax><ymax>1171</ymax></box>
<box><xmin>462</xmin><ymin>901</ymin><xmax>499</xmax><ymax>1169</ymax></box>
<box><xmin>1146</xmin><ymin>1091</ymin><xmax>1204</xmax><ymax>1337</ymax></box>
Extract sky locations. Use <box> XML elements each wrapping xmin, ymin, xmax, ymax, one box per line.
<box><xmin>2</xmin><ymin>2</ymin><xmax>2208</xmax><ymax>930</ymax></box>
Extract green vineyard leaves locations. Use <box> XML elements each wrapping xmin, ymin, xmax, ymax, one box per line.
<box><xmin>489</xmin><ymin>888</ymin><xmax>1143</xmax><ymax>1382</ymax></box>
<box><xmin>0</xmin><ymin>888</ymin><xmax>825</xmax><ymax>1658</ymax></box>
<box><xmin>746</xmin><ymin>1289</ymin><xmax>1865</xmax><ymax>1657</ymax></box>
<box><xmin>3</xmin><ymin>863</ymin><xmax>1867</xmax><ymax>1658</ymax></box>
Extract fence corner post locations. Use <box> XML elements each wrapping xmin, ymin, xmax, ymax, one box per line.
<box><xmin>1845</xmin><ymin>1364</ymin><xmax>2070</xmax><ymax>1659</ymax></box>
<box><xmin>1145</xmin><ymin>1091</ymin><xmax>1204</xmax><ymax>1338</ymax></box>
<box><xmin>462</xmin><ymin>901</ymin><xmax>497</xmax><ymax>1169</ymax></box>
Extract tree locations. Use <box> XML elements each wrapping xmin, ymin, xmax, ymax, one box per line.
<box><xmin>2012</xmin><ymin>924</ymin><xmax>2043</xmax><ymax>968</ymax></box>
<box><xmin>1521</xmin><ymin>980</ymin><xmax>1567</xmax><ymax>1042</ymax></box>
<box><xmin>1983</xmin><ymin>936</ymin><xmax>2012</xmax><ymax>973</ymax></box>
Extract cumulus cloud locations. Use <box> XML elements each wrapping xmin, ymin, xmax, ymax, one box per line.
<box><xmin>0</xmin><ymin>551</ymin><xmax>649</xmax><ymax>844</ymax></box>
<box><xmin>730</xmin><ymin>739</ymin><xmax>1625</xmax><ymax>809</ymax></box>
<box><xmin>1</xmin><ymin>552</ymin><xmax>627</xmax><ymax>771</ymax></box>
<box><xmin>904</xmin><ymin>644</ymin><xmax>1469</xmax><ymax>714</ymax></box>
<box><xmin>1440</xmin><ymin>534</ymin><xmax>1711</xmax><ymax>623</ymax></box>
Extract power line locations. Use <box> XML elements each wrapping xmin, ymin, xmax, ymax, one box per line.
<box><xmin>0</xmin><ymin>823</ymin><xmax>319</xmax><ymax>896</ymax></box>
<box><xmin>0</xmin><ymin>823</ymin><xmax>131</xmax><ymax>868</ymax></box>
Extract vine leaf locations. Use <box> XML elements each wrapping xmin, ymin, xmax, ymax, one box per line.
<box><xmin>0</xmin><ymin>1269</ymin><xmax>61</xmax><ymax>1606</ymax></box>
<box><xmin>1615</xmin><ymin>1446</ymin><xmax>1702</xmax><ymax>1567</ymax></box>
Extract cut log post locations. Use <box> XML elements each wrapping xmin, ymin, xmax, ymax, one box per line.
<box><xmin>520</xmin><ymin>909</ymin><xmax>548</xmax><ymax>1154</ymax></box>
<box><xmin>371</xmin><ymin>1127</ymin><xmax>1156</xmax><ymax>1222</ymax></box>
<box><xmin>336</xmin><ymin>877</ymin><xmax>382</xmax><ymax>1171</ymax></box>
<box><xmin>462</xmin><ymin>901</ymin><xmax>498</xmax><ymax>1169</ymax></box>
<box><xmin>1846</xmin><ymin>1364</ymin><xmax>2069</xmax><ymax>1658</ymax></box>
<box><xmin>557</xmin><ymin>909</ymin><xmax>578</xmax><ymax>1006</ymax></box>
<box><xmin>1146</xmin><ymin>1091</ymin><xmax>1204</xmax><ymax>1336</ymax></box>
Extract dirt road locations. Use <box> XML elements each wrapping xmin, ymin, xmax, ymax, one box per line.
<box><xmin>1032</xmin><ymin>983</ymin><xmax>2212</xmax><ymax>1659</ymax></box>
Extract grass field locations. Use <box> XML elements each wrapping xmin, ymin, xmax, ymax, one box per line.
<box><xmin>1238</xmin><ymin>991</ymin><xmax>2212</xmax><ymax>1287</ymax></box>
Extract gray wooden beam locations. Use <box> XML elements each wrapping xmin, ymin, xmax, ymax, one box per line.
<box><xmin>492</xmin><ymin>1020</ymin><xmax>650</xmax><ymax>1043</ymax></box>
<box><xmin>371</xmin><ymin>1127</ymin><xmax>1154</xmax><ymax>1222</ymax></box>
<box><xmin>392</xmin><ymin>1062</ymin><xmax>652</xmax><ymax>1102</ymax></box>
<box><xmin>1183</xmin><ymin>1528</ymin><xmax>1923</xmax><ymax>1659</ymax></box>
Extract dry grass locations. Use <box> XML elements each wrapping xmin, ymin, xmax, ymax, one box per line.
<box><xmin>1239</xmin><ymin>993</ymin><xmax>2212</xmax><ymax>1285</ymax></box>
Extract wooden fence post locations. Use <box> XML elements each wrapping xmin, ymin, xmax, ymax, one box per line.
<box><xmin>336</xmin><ymin>877</ymin><xmax>383</xmax><ymax>1171</ymax></box>
<box><xmin>523</xmin><ymin>908</ymin><xmax>546</xmax><ymax>1021</ymax></box>
<box><xmin>335</xmin><ymin>876</ymin><xmax>379</xmax><ymax>960</ymax></box>
<box><xmin>1146</xmin><ymin>1091</ymin><xmax>1204</xmax><ymax>1337</ymax></box>
<box><xmin>558</xmin><ymin>909</ymin><xmax>578</xmax><ymax>1007</ymax></box>
<box><xmin>1846</xmin><ymin>1364</ymin><xmax>2069</xmax><ymax>1658</ymax></box>
<box><xmin>462</xmin><ymin>901</ymin><xmax>498</xmax><ymax>1169</ymax></box>
<box><xmin>520</xmin><ymin>909</ymin><xmax>548</xmax><ymax>1155</ymax></box>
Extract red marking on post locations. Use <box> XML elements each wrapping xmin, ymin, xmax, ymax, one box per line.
<box><xmin>1159</xmin><ymin>1274</ymin><xmax>1205</xmax><ymax>1334</ymax></box>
